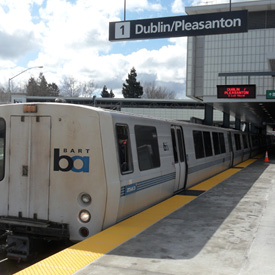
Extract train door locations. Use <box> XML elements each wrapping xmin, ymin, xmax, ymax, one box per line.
<box><xmin>171</xmin><ymin>126</ymin><xmax>187</xmax><ymax>192</ymax></box>
<box><xmin>8</xmin><ymin>116</ymin><xmax>51</xmax><ymax>220</ymax></box>
<box><xmin>228</xmin><ymin>132</ymin><xmax>234</xmax><ymax>167</ymax></box>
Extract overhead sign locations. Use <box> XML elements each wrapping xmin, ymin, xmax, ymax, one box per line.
<box><xmin>266</xmin><ymin>90</ymin><xmax>275</xmax><ymax>99</ymax></box>
<box><xmin>109</xmin><ymin>10</ymin><xmax>248</xmax><ymax>41</ymax></box>
<box><xmin>217</xmin><ymin>85</ymin><xmax>256</xmax><ymax>99</ymax></box>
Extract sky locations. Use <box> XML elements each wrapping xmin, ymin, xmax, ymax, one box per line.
<box><xmin>0</xmin><ymin>0</ymin><xmax>258</xmax><ymax>98</ymax></box>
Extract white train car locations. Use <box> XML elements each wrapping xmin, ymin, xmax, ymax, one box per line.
<box><xmin>0</xmin><ymin>103</ymin><xmax>267</xmax><ymax>259</ymax></box>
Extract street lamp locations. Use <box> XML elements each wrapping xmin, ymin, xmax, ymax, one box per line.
<box><xmin>8</xmin><ymin>66</ymin><xmax>43</xmax><ymax>102</ymax></box>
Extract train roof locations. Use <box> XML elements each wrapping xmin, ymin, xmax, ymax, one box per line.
<box><xmin>0</xmin><ymin>102</ymin><xmax>261</xmax><ymax>134</ymax></box>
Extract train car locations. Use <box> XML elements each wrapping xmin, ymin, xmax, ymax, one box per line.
<box><xmin>179</xmin><ymin>123</ymin><xmax>231</xmax><ymax>188</ymax></box>
<box><xmin>0</xmin><ymin>103</ymin><xmax>267</xmax><ymax>260</ymax></box>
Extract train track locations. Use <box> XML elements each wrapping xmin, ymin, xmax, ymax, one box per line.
<box><xmin>0</xmin><ymin>239</ymin><xmax>71</xmax><ymax>274</ymax></box>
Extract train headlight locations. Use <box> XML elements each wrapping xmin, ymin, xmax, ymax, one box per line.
<box><xmin>79</xmin><ymin>210</ymin><xmax>91</xmax><ymax>223</ymax></box>
<box><xmin>79</xmin><ymin>227</ymin><xmax>89</xmax><ymax>238</ymax></box>
<box><xmin>81</xmin><ymin>193</ymin><xmax>92</xmax><ymax>205</ymax></box>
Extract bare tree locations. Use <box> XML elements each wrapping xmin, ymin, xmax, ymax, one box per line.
<box><xmin>60</xmin><ymin>76</ymin><xmax>81</xmax><ymax>97</ymax></box>
<box><xmin>143</xmin><ymin>82</ymin><xmax>176</xmax><ymax>99</ymax></box>
<box><xmin>0</xmin><ymin>86</ymin><xmax>9</xmax><ymax>103</ymax></box>
<box><xmin>60</xmin><ymin>76</ymin><xmax>96</xmax><ymax>97</ymax></box>
<box><xmin>81</xmin><ymin>80</ymin><xmax>96</xmax><ymax>97</ymax></box>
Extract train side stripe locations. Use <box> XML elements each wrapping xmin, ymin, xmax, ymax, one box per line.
<box><xmin>188</xmin><ymin>156</ymin><xmax>232</xmax><ymax>174</ymax></box>
<box><xmin>120</xmin><ymin>172</ymin><xmax>176</xmax><ymax>197</ymax></box>
<box><xmin>188</xmin><ymin>153</ymin><xmax>260</xmax><ymax>175</ymax></box>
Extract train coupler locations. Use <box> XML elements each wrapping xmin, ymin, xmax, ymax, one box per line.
<box><xmin>6</xmin><ymin>235</ymin><xmax>30</xmax><ymax>261</ymax></box>
<box><xmin>0</xmin><ymin>230</ymin><xmax>12</xmax><ymax>240</ymax></box>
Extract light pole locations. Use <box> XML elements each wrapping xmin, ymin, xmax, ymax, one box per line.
<box><xmin>124</xmin><ymin>0</ymin><xmax>126</xmax><ymax>21</ymax></box>
<box><xmin>8</xmin><ymin>66</ymin><xmax>43</xmax><ymax>102</ymax></box>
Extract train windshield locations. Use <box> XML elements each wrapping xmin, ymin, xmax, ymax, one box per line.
<box><xmin>116</xmin><ymin>124</ymin><xmax>133</xmax><ymax>174</ymax></box>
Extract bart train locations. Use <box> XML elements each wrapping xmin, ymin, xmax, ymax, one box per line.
<box><xmin>0</xmin><ymin>103</ymin><xmax>271</xmax><ymax>259</ymax></box>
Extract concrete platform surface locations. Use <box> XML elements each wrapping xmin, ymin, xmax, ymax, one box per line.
<box><xmin>76</xmin><ymin>150</ymin><xmax>275</xmax><ymax>275</ymax></box>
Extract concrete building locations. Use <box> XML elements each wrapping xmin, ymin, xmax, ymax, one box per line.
<box><xmin>186</xmin><ymin>0</ymin><xmax>275</xmax><ymax>132</ymax></box>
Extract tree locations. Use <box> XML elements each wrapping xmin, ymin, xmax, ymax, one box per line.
<box><xmin>60</xmin><ymin>76</ymin><xmax>81</xmax><ymax>97</ymax></box>
<box><xmin>60</xmin><ymin>76</ymin><xmax>96</xmax><ymax>97</ymax></box>
<box><xmin>0</xmin><ymin>86</ymin><xmax>9</xmax><ymax>103</ymax></box>
<box><xmin>26</xmin><ymin>77</ymin><xmax>39</xmax><ymax>96</ymax></box>
<box><xmin>81</xmin><ymin>80</ymin><xmax>96</xmax><ymax>97</ymax></box>
<box><xmin>122</xmin><ymin>67</ymin><xmax>143</xmax><ymax>98</ymax></box>
<box><xmin>48</xmin><ymin>83</ymin><xmax>60</xmax><ymax>97</ymax></box>
<box><xmin>110</xmin><ymin>89</ymin><xmax>115</xmax><ymax>98</ymax></box>
<box><xmin>101</xmin><ymin>85</ymin><xmax>110</xmax><ymax>98</ymax></box>
<box><xmin>38</xmin><ymin>73</ymin><xmax>48</xmax><ymax>96</ymax></box>
<box><xmin>101</xmin><ymin>85</ymin><xmax>115</xmax><ymax>98</ymax></box>
<box><xmin>26</xmin><ymin>73</ymin><xmax>60</xmax><ymax>97</ymax></box>
<box><xmin>143</xmin><ymin>82</ymin><xmax>176</xmax><ymax>99</ymax></box>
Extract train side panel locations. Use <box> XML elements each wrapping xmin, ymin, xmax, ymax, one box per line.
<box><xmin>230</xmin><ymin>130</ymin><xmax>245</xmax><ymax>166</ymax></box>
<box><xmin>183</xmin><ymin>123</ymin><xmax>231</xmax><ymax>188</ymax></box>
<box><xmin>111</xmin><ymin>114</ymin><xmax>176</xmax><ymax>221</ymax></box>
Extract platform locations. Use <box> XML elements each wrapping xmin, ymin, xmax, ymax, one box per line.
<box><xmin>18</xmin><ymin>149</ymin><xmax>275</xmax><ymax>275</ymax></box>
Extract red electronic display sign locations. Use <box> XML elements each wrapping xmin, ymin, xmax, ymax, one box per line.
<box><xmin>217</xmin><ymin>85</ymin><xmax>256</xmax><ymax>99</ymax></box>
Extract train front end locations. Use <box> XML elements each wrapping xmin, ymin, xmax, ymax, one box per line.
<box><xmin>0</xmin><ymin>103</ymin><xmax>107</xmax><ymax>260</ymax></box>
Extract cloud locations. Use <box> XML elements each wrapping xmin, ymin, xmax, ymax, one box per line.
<box><xmin>172</xmin><ymin>0</ymin><xmax>185</xmax><ymax>14</ymax></box>
<box><xmin>126</xmin><ymin>0</ymin><xmax>163</xmax><ymax>12</ymax></box>
<box><xmin>0</xmin><ymin>0</ymin><xmax>187</xmax><ymax>98</ymax></box>
<box><xmin>0</xmin><ymin>30</ymin><xmax>37</xmax><ymax>59</ymax></box>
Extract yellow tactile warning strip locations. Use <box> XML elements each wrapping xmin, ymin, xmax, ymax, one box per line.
<box><xmin>189</xmin><ymin>168</ymin><xmax>241</xmax><ymax>191</ymax></box>
<box><xmin>16</xmin><ymin>196</ymin><xmax>195</xmax><ymax>275</ymax></box>
<box><xmin>190</xmin><ymin>156</ymin><xmax>260</xmax><ymax>191</ymax></box>
<box><xmin>254</xmin><ymin>153</ymin><xmax>265</xmax><ymax>159</ymax></box>
<box><xmin>235</xmin><ymin>158</ymin><xmax>258</xmax><ymax>168</ymax></box>
<box><xmin>16</xmin><ymin>157</ymin><xmax>260</xmax><ymax>275</ymax></box>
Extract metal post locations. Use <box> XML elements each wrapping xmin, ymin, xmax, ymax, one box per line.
<box><xmin>124</xmin><ymin>0</ymin><xmax>126</xmax><ymax>21</ymax></box>
<box><xmin>204</xmin><ymin>104</ymin><xmax>214</xmax><ymax>126</ymax></box>
<box><xmin>223</xmin><ymin>112</ymin><xmax>230</xmax><ymax>128</ymax></box>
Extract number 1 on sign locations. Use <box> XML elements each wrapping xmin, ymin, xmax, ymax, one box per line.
<box><xmin>115</xmin><ymin>22</ymin><xmax>130</xmax><ymax>39</ymax></box>
<box><xmin>120</xmin><ymin>25</ymin><xmax>124</xmax><ymax>35</ymax></box>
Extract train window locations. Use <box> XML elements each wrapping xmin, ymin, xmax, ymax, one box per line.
<box><xmin>0</xmin><ymin>118</ymin><xmax>5</xmax><ymax>181</ymax></box>
<box><xmin>171</xmin><ymin>128</ymin><xmax>178</xmax><ymax>163</ymax></box>
<box><xmin>116</xmin><ymin>124</ymin><xmax>133</xmax><ymax>174</ymax></box>
<box><xmin>219</xmin><ymin>133</ymin><xmax>226</xmax><ymax>153</ymax></box>
<box><xmin>242</xmin><ymin>134</ymin><xmax>248</xmax><ymax>149</ymax></box>
<box><xmin>135</xmin><ymin>125</ymin><xmax>160</xmax><ymax>171</ymax></box>
<box><xmin>177</xmin><ymin>128</ymin><xmax>185</xmax><ymax>162</ymax></box>
<box><xmin>251</xmin><ymin>135</ymin><xmax>258</xmax><ymax>147</ymax></box>
<box><xmin>212</xmin><ymin>132</ymin><xmax>226</xmax><ymax>155</ymax></box>
<box><xmin>193</xmin><ymin>131</ymin><xmax>204</xmax><ymax>159</ymax></box>
<box><xmin>212</xmin><ymin>132</ymin><xmax>220</xmax><ymax>155</ymax></box>
<box><xmin>234</xmin><ymin>134</ymin><xmax>242</xmax><ymax>150</ymax></box>
<box><xmin>203</xmin><ymin>131</ymin><xmax>213</xmax><ymax>157</ymax></box>
<box><xmin>193</xmin><ymin>131</ymin><xmax>213</xmax><ymax>159</ymax></box>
